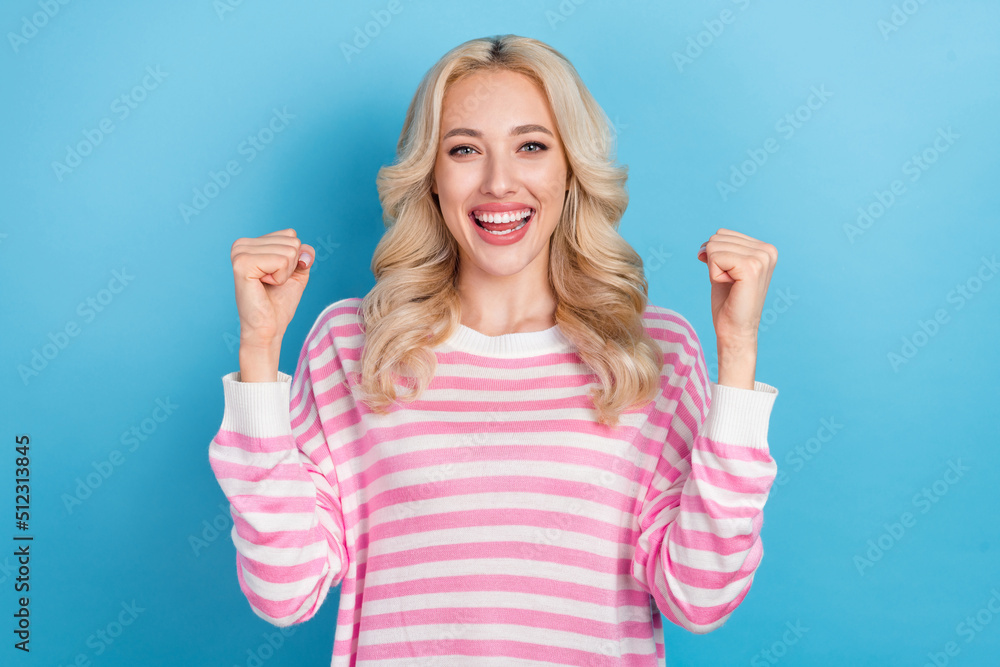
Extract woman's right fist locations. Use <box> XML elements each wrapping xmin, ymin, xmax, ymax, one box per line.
<box><xmin>231</xmin><ymin>228</ymin><xmax>315</xmax><ymax>346</ymax></box>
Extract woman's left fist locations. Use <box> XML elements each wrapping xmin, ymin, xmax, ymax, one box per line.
<box><xmin>697</xmin><ymin>229</ymin><xmax>778</xmax><ymax>346</ymax></box>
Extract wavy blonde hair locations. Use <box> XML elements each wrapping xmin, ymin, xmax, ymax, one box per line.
<box><xmin>356</xmin><ymin>34</ymin><xmax>664</xmax><ymax>428</ymax></box>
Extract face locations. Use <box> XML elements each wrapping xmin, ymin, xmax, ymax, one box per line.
<box><xmin>432</xmin><ymin>69</ymin><xmax>570</xmax><ymax>280</ymax></box>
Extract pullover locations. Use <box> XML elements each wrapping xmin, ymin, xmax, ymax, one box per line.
<box><xmin>208</xmin><ymin>297</ymin><xmax>779</xmax><ymax>666</ymax></box>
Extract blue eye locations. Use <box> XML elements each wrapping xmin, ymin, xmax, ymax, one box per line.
<box><xmin>447</xmin><ymin>141</ymin><xmax>549</xmax><ymax>156</ymax></box>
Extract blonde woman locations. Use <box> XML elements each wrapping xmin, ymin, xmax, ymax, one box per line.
<box><xmin>210</xmin><ymin>34</ymin><xmax>779</xmax><ymax>666</ymax></box>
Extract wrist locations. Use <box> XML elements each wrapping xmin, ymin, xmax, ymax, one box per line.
<box><xmin>239</xmin><ymin>339</ymin><xmax>282</xmax><ymax>382</ymax></box>
<box><xmin>717</xmin><ymin>339</ymin><xmax>757</xmax><ymax>390</ymax></box>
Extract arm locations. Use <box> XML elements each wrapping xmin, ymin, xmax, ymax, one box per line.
<box><xmin>208</xmin><ymin>321</ymin><xmax>350</xmax><ymax>627</ymax></box>
<box><xmin>630</xmin><ymin>322</ymin><xmax>778</xmax><ymax>633</ymax></box>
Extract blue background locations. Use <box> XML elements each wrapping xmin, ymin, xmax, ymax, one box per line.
<box><xmin>2</xmin><ymin>1</ymin><xmax>999</xmax><ymax>665</ymax></box>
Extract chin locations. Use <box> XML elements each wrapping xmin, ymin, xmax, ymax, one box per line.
<box><xmin>467</xmin><ymin>247</ymin><xmax>534</xmax><ymax>276</ymax></box>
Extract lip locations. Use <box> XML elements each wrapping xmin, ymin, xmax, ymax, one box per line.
<box><xmin>468</xmin><ymin>207</ymin><xmax>534</xmax><ymax>246</ymax></box>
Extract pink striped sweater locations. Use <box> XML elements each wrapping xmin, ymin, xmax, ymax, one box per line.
<box><xmin>208</xmin><ymin>297</ymin><xmax>778</xmax><ymax>666</ymax></box>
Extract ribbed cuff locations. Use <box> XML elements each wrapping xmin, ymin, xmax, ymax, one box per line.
<box><xmin>701</xmin><ymin>380</ymin><xmax>778</xmax><ymax>450</ymax></box>
<box><xmin>220</xmin><ymin>371</ymin><xmax>294</xmax><ymax>437</ymax></box>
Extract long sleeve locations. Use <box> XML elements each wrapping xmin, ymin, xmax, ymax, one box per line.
<box><xmin>207</xmin><ymin>322</ymin><xmax>350</xmax><ymax>627</ymax></box>
<box><xmin>630</xmin><ymin>318</ymin><xmax>778</xmax><ymax>634</ymax></box>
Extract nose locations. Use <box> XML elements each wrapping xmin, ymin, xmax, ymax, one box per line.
<box><xmin>481</xmin><ymin>153</ymin><xmax>516</xmax><ymax>199</ymax></box>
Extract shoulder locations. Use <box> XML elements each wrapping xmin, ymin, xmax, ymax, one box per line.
<box><xmin>303</xmin><ymin>297</ymin><xmax>366</xmax><ymax>350</ymax></box>
<box><xmin>642</xmin><ymin>303</ymin><xmax>711</xmax><ymax>401</ymax></box>
<box><xmin>641</xmin><ymin>303</ymin><xmax>705</xmax><ymax>357</ymax></box>
<box><xmin>642</xmin><ymin>303</ymin><xmax>710</xmax><ymax>385</ymax></box>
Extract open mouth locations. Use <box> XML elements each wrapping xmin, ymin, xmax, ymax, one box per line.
<box><xmin>468</xmin><ymin>208</ymin><xmax>535</xmax><ymax>236</ymax></box>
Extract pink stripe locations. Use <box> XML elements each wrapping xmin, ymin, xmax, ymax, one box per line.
<box><xmin>231</xmin><ymin>513</ymin><xmax>325</xmax><ymax>551</ymax></box>
<box><xmin>367</xmin><ymin>541</ymin><xmax>629</xmax><ymax>576</ymax></box>
<box><xmin>697</xmin><ymin>438</ymin><xmax>776</xmax><ymax>463</ymax></box>
<box><xmin>429</xmin><ymin>372</ymin><xmax>597</xmax><ymax>391</ymax></box>
<box><xmin>358</xmin><ymin>637</ymin><xmax>657</xmax><ymax>666</ymax></box>
<box><xmin>436</xmin><ymin>349</ymin><xmax>583</xmax><ymax>369</ymax></box>
<box><xmin>345</xmin><ymin>443</ymin><xmax>645</xmax><ymax>501</ymax></box>
<box><xmin>691</xmin><ymin>459</ymin><xmax>773</xmax><ymax>495</ymax></box>
<box><xmin>208</xmin><ymin>457</ymin><xmax>309</xmax><ymax>483</ymax></box>
<box><xmin>234</xmin><ymin>555</ymin><xmax>329</xmax><ymax>622</ymax></box>
<box><xmin>682</xmin><ymin>490</ymin><xmax>763</xmax><ymax>520</ymax></box>
<box><xmin>366</xmin><ymin>506</ymin><xmax>639</xmax><ymax>547</ymax></box>
<box><xmin>236</xmin><ymin>549</ymin><xmax>328</xmax><ymax>586</ymax></box>
<box><xmin>404</xmin><ymin>393</ymin><xmax>601</xmax><ymax>412</ymax></box>
<box><xmin>213</xmin><ymin>431</ymin><xmax>297</xmax><ymax>454</ymax></box>
<box><xmin>342</xmin><ymin>418</ymin><xmax>647</xmax><ymax>471</ymax></box>
<box><xmin>362</xmin><ymin>573</ymin><xmax>651</xmax><ymax>610</ymax></box>
<box><xmin>357</xmin><ymin>605</ymin><xmax>653</xmax><ymax>640</ymax></box>
<box><xmin>349</xmin><ymin>474</ymin><xmax>636</xmax><ymax>528</ymax></box>
<box><xmin>670</xmin><ymin>525</ymin><xmax>757</xmax><ymax>555</ymax></box>
<box><xmin>225</xmin><ymin>493</ymin><xmax>316</xmax><ymax>514</ymax></box>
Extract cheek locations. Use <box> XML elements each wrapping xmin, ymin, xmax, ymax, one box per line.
<box><xmin>529</xmin><ymin>163</ymin><xmax>568</xmax><ymax>197</ymax></box>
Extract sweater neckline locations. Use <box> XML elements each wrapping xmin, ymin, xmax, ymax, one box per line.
<box><xmin>443</xmin><ymin>322</ymin><xmax>574</xmax><ymax>357</ymax></box>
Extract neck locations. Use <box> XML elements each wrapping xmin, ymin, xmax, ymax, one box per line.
<box><xmin>455</xmin><ymin>250</ymin><xmax>557</xmax><ymax>336</ymax></box>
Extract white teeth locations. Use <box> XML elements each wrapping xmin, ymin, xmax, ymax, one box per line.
<box><xmin>472</xmin><ymin>209</ymin><xmax>532</xmax><ymax>223</ymax></box>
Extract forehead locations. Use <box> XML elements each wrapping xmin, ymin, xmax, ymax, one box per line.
<box><xmin>440</xmin><ymin>69</ymin><xmax>555</xmax><ymax>130</ymax></box>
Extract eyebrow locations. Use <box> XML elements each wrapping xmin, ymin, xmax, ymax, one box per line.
<box><xmin>441</xmin><ymin>124</ymin><xmax>554</xmax><ymax>140</ymax></box>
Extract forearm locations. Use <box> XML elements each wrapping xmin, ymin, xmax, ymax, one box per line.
<box><xmin>210</xmin><ymin>372</ymin><xmax>348</xmax><ymax>625</ymax></box>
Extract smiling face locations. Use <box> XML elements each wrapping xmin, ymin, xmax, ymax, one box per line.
<box><xmin>432</xmin><ymin>69</ymin><xmax>570</xmax><ymax>281</ymax></box>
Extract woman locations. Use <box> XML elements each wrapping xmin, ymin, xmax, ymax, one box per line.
<box><xmin>210</xmin><ymin>34</ymin><xmax>779</xmax><ymax>666</ymax></box>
